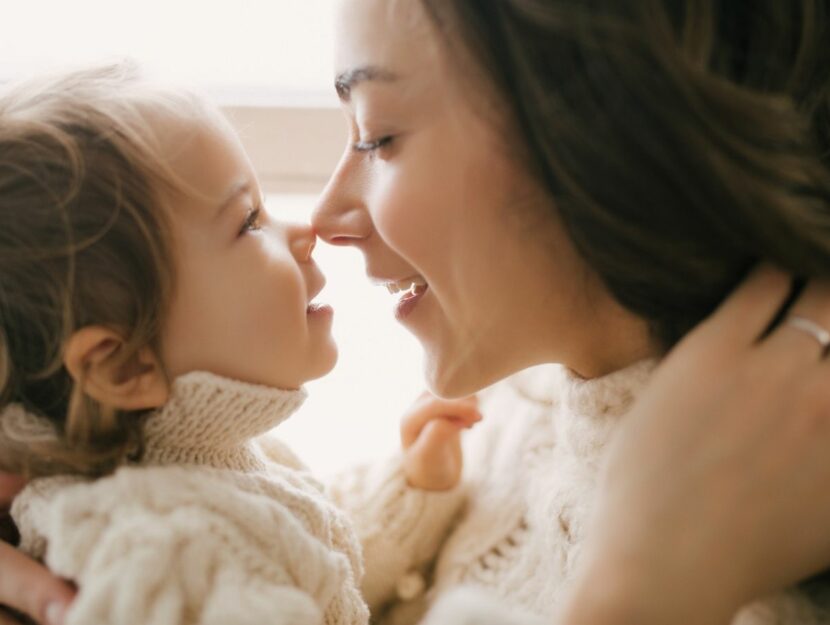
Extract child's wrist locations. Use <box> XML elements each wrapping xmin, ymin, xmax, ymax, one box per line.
<box><xmin>404</xmin><ymin>472</ymin><xmax>459</xmax><ymax>492</ymax></box>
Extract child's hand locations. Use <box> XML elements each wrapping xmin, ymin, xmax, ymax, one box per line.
<box><xmin>401</xmin><ymin>393</ymin><xmax>482</xmax><ymax>491</ymax></box>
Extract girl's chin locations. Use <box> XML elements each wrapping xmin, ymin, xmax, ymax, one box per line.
<box><xmin>310</xmin><ymin>342</ymin><xmax>339</xmax><ymax>381</ymax></box>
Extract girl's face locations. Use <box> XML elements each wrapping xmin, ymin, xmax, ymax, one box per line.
<box><xmin>161</xmin><ymin>115</ymin><xmax>337</xmax><ymax>390</ymax></box>
<box><xmin>312</xmin><ymin>0</ymin><xmax>653</xmax><ymax>396</ymax></box>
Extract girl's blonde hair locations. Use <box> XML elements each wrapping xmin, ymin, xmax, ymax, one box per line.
<box><xmin>0</xmin><ymin>63</ymin><xmax>207</xmax><ymax>477</ymax></box>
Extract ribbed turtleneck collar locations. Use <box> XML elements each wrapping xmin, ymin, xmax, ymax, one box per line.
<box><xmin>559</xmin><ymin>359</ymin><xmax>656</xmax><ymax>416</ymax></box>
<box><xmin>554</xmin><ymin>358</ymin><xmax>657</xmax><ymax>461</ymax></box>
<box><xmin>141</xmin><ymin>371</ymin><xmax>306</xmax><ymax>472</ymax></box>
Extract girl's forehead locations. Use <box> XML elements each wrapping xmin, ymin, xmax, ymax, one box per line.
<box><xmin>160</xmin><ymin>120</ymin><xmax>256</xmax><ymax>221</ymax></box>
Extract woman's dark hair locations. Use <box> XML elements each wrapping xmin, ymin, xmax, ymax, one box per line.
<box><xmin>421</xmin><ymin>0</ymin><xmax>830</xmax><ymax>348</ymax></box>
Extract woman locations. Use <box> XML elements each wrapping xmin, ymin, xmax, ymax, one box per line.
<box><xmin>3</xmin><ymin>1</ymin><xmax>830</xmax><ymax>624</ymax></box>
<box><xmin>312</xmin><ymin>0</ymin><xmax>830</xmax><ymax>623</ymax></box>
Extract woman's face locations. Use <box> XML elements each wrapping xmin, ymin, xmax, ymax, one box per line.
<box><xmin>313</xmin><ymin>0</ymin><xmax>653</xmax><ymax>395</ymax></box>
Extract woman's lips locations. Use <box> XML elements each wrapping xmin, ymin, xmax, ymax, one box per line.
<box><xmin>394</xmin><ymin>283</ymin><xmax>428</xmax><ymax>321</ymax></box>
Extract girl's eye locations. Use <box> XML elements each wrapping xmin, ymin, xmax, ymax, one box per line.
<box><xmin>239</xmin><ymin>207</ymin><xmax>262</xmax><ymax>236</ymax></box>
<box><xmin>352</xmin><ymin>135</ymin><xmax>395</xmax><ymax>155</ymax></box>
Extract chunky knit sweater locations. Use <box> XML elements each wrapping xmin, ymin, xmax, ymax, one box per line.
<box><xmin>7</xmin><ymin>364</ymin><xmax>829</xmax><ymax>625</ymax></box>
<box><xmin>8</xmin><ymin>372</ymin><xmax>370</xmax><ymax>625</ymax></box>
<box><xmin>332</xmin><ymin>361</ymin><xmax>830</xmax><ymax>625</ymax></box>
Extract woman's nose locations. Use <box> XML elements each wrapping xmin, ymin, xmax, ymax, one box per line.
<box><xmin>311</xmin><ymin>156</ymin><xmax>373</xmax><ymax>246</ymax></box>
<box><xmin>287</xmin><ymin>223</ymin><xmax>316</xmax><ymax>262</ymax></box>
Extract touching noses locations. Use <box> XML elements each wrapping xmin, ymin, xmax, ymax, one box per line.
<box><xmin>310</xmin><ymin>157</ymin><xmax>373</xmax><ymax>246</ymax></box>
<box><xmin>288</xmin><ymin>224</ymin><xmax>316</xmax><ymax>262</ymax></box>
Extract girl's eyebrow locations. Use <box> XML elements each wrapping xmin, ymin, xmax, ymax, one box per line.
<box><xmin>215</xmin><ymin>180</ymin><xmax>251</xmax><ymax>218</ymax></box>
<box><xmin>335</xmin><ymin>66</ymin><xmax>398</xmax><ymax>102</ymax></box>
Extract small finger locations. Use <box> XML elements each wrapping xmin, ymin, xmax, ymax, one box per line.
<box><xmin>445</xmin><ymin>414</ymin><xmax>483</xmax><ymax>430</ymax></box>
<box><xmin>413</xmin><ymin>392</ymin><xmax>477</xmax><ymax>409</ymax></box>
<box><xmin>401</xmin><ymin>401</ymin><xmax>482</xmax><ymax>448</ymax></box>
<box><xmin>0</xmin><ymin>543</ymin><xmax>74</xmax><ymax>625</ymax></box>
<box><xmin>408</xmin><ymin>421</ymin><xmax>463</xmax><ymax>467</ymax></box>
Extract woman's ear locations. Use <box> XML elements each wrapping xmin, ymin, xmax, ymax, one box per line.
<box><xmin>63</xmin><ymin>326</ymin><xmax>169</xmax><ymax>411</ymax></box>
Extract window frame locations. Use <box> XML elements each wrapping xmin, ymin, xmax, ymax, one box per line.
<box><xmin>223</xmin><ymin>104</ymin><xmax>344</xmax><ymax>195</ymax></box>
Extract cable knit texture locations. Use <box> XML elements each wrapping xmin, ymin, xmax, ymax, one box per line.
<box><xmin>333</xmin><ymin>361</ymin><xmax>830</xmax><ymax>625</ymax></box>
<box><xmin>9</xmin><ymin>371</ymin><xmax>370</xmax><ymax>625</ymax></box>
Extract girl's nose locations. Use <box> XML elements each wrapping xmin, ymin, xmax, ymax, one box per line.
<box><xmin>288</xmin><ymin>224</ymin><xmax>316</xmax><ymax>262</ymax></box>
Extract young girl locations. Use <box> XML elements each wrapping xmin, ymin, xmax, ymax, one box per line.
<box><xmin>0</xmin><ymin>64</ymin><xmax>478</xmax><ymax>625</ymax></box>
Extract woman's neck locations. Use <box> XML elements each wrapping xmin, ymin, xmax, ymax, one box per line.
<box><xmin>562</xmin><ymin>299</ymin><xmax>660</xmax><ymax>380</ymax></box>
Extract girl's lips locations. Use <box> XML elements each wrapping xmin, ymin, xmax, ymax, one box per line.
<box><xmin>394</xmin><ymin>284</ymin><xmax>428</xmax><ymax>321</ymax></box>
<box><xmin>307</xmin><ymin>302</ymin><xmax>334</xmax><ymax>317</ymax></box>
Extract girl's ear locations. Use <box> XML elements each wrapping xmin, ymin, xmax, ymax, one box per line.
<box><xmin>63</xmin><ymin>326</ymin><xmax>169</xmax><ymax>411</ymax></box>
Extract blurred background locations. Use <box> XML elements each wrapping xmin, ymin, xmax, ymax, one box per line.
<box><xmin>0</xmin><ymin>0</ymin><xmax>425</xmax><ymax>475</ymax></box>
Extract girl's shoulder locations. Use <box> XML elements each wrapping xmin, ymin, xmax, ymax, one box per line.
<box><xmin>13</xmin><ymin>463</ymin><xmax>354</xmax><ymax>574</ymax></box>
<box><xmin>17</xmin><ymin>462</ymin><xmax>329</xmax><ymax>524</ymax></box>
<box><xmin>12</xmin><ymin>467</ymin><xmax>367</xmax><ymax>625</ymax></box>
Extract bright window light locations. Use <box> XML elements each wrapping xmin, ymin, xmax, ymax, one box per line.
<box><xmin>268</xmin><ymin>197</ymin><xmax>425</xmax><ymax>477</ymax></box>
<box><xmin>0</xmin><ymin>1</ymin><xmax>339</xmax><ymax>106</ymax></box>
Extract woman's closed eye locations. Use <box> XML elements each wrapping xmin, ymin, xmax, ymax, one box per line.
<box><xmin>238</xmin><ymin>207</ymin><xmax>263</xmax><ymax>236</ymax></box>
<box><xmin>352</xmin><ymin>135</ymin><xmax>395</xmax><ymax>156</ymax></box>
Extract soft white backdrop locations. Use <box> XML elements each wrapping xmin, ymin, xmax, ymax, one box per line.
<box><xmin>2</xmin><ymin>1</ymin><xmax>427</xmax><ymax>475</ymax></box>
<box><xmin>0</xmin><ymin>0</ymin><xmax>338</xmax><ymax>105</ymax></box>
<box><xmin>269</xmin><ymin>197</ymin><xmax>425</xmax><ymax>477</ymax></box>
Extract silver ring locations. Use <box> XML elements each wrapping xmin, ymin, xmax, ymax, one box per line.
<box><xmin>786</xmin><ymin>315</ymin><xmax>830</xmax><ymax>355</ymax></box>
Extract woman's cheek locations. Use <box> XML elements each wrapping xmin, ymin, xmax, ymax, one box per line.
<box><xmin>371</xmin><ymin>169</ymin><xmax>424</xmax><ymax>246</ymax></box>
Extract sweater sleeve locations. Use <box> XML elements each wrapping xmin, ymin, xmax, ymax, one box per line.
<box><xmin>12</xmin><ymin>466</ymin><xmax>362</xmax><ymax>625</ymax></box>
<box><xmin>327</xmin><ymin>454</ymin><xmax>466</xmax><ymax>613</ymax></box>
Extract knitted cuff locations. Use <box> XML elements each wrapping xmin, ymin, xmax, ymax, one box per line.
<box><xmin>329</xmin><ymin>454</ymin><xmax>466</xmax><ymax>609</ymax></box>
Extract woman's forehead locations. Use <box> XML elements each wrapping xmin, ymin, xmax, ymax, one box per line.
<box><xmin>333</xmin><ymin>0</ymin><xmax>437</xmax><ymax>77</ymax></box>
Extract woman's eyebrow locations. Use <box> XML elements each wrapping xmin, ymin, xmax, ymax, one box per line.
<box><xmin>335</xmin><ymin>65</ymin><xmax>398</xmax><ymax>101</ymax></box>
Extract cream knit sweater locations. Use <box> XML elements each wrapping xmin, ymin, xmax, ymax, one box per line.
<box><xmin>8</xmin><ymin>372</ymin><xmax>370</xmax><ymax>625</ymax></box>
<box><xmin>7</xmin><ymin>364</ymin><xmax>829</xmax><ymax>625</ymax></box>
<box><xmin>331</xmin><ymin>361</ymin><xmax>830</xmax><ymax>625</ymax></box>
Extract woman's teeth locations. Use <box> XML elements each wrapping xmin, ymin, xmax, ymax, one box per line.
<box><xmin>386</xmin><ymin>276</ymin><xmax>428</xmax><ymax>295</ymax></box>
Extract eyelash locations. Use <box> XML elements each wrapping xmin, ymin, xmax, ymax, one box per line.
<box><xmin>239</xmin><ymin>207</ymin><xmax>262</xmax><ymax>236</ymax></box>
<box><xmin>352</xmin><ymin>136</ymin><xmax>394</xmax><ymax>155</ymax></box>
